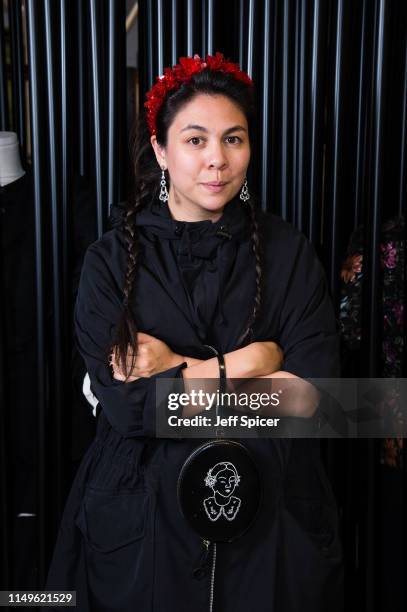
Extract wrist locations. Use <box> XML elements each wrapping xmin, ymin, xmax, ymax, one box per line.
<box><xmin>171</xmin><ymin>353</ymin><xmax>187</xmax><ymax>368</ymax></box>
<box><xmin>224</xmin><ymin>344</ymin><xmax>260</xmax><ymax>379</ymax></box>
<box><xmin>173</xmin><ymin>353</ymin><xmax>204</xmax><ymax>369</ymax></box>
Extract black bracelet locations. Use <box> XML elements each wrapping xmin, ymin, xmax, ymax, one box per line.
<box><xmin>217</xmin><ymin>351</ymin><xmax>226</xmax><ymax>394</ymax></box>
<box><xmin>203</xmin><ymin>344</ymin><xmax>226</xmax><ymax>391</ymax></box>
<box><xmin>203</xmin><ymin>345</ymin><xmax>227</xmax><ymax>438</ymax></box>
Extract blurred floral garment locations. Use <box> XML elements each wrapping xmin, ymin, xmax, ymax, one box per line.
<box><xmin>339</xmin><ymin>216</ymin><xmax>405</xmax><ymax>469</ymax></box>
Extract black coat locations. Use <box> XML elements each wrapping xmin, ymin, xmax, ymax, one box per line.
<box><xmin>46</xmin><ymin>195</ymin><xmax>343</xmax><ymax>611</ymax></box>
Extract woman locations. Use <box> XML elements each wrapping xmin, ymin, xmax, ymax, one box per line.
<box><xmin>47</xmin><ymin>53</ymin><xmax>343</xmax><ymax>611</ymax></box>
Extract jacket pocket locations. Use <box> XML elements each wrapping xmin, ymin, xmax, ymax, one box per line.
<box><xmin>75</xmin><ymin>486</ymin><xmax>147</xmax><ymax>553</ymax></box>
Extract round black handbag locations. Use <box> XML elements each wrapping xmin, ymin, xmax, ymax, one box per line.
<box><xmin>177</xmin><ymin>438</ymin><xmax>262</xmax><ymax>542</ymax></box>
<box><xmin>176</xmin><ymin>347</ymin><xmax>262</xmax><ymax>543</ymax></box>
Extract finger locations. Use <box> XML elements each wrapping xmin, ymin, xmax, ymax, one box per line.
<box><xmin>113</xmin><ymin>371</ymin><xmax>140</xmax><ymax>382</ymax></box>
<box><xmin>112</xmin><ymin>370</ymin><xmax>126</xmax><ymax>381</ymax></box>
<box><xmin>112</xmin><ymin>368</ymin><xmax>139</xmax><ymax>382</ymax></box>
<box><xmin>111</xmin><ymin>349</ymin><xmax>136</xmax><ymax>369</ymax></box>
<box><xmin>121</xmin><ymin>358</ymin><xmax>146</xmax><ymax>377</ymax></box>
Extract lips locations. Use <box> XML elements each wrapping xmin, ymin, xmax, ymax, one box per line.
<box><xmin>201</xmin><ymin>181</ymin><xmax>228</xmax><ymax>193</ymax></box>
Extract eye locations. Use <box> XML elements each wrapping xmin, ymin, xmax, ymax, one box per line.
<box><xmin>188</xmin><ymin>136</ymin><xmax>204</xmax><ymax>146</ymax></box>
<box><xmin>225</xmin><ymin>136</ymin><xmax>242</xmax><ymax>144</ymax></box>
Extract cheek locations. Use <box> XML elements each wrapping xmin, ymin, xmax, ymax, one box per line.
<box><xmin>231</xmin><ymin>150</ymin><xmax>250</xmax><ymax>176</ymax></box>
<box><xmin>167</xmin><ymin>149</ymin><xmax>199</xmax><ymax>180</ymax></box>
<box><xmin>240</xmin><ymin>150</ymin><xmax>251</xmax><ymax>171</ymax></box>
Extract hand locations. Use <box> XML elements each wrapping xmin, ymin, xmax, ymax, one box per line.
<box><xmin>109</xmin><ymin>332</ymin><xmax>183</xmax><ymax>381</ymax></box>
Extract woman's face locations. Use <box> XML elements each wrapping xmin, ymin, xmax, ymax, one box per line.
<box><xmin>151</xmin><ymin>93</ymin><xmax>251</xmax><ymax>222</ymax></box>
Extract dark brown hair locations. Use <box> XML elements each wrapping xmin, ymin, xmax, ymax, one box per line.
<box><xmin>112</xmin><ymin>68</ymin><xmax>263</xmax><ymax>378</ymax></box>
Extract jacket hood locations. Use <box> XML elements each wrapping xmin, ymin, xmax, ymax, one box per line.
<box><xmin>109</xmin><ymin>195</ymin><xmax>250</xmax><ymax>245</ymax></box>
<box><xmin>136</xmin><ymin>195</ymin><xmax>249</xmax><ymax>251</ymax></box>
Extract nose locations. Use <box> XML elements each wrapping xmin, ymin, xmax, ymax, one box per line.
<box><xmin>207</xmin><ymin>140</ymin><xmax>228</xmax><ymax>170</ymax></box>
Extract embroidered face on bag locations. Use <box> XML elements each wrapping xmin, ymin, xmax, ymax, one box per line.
<box><xmin>203</xmin><ymin>462</ymin><xmax>242</xmax><ymax>521</ymax></box>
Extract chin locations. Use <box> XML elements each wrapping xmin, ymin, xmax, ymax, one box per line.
<box><xmin>198</xmin><ymin>192</ymin><xmax>236</xmax><ymax>211</ymax></box>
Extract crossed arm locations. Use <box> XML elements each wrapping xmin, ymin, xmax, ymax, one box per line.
<box><xmin>109</xmin><ymin>333</ymin><xmax>320</xmax><ymax>418</ymax></box>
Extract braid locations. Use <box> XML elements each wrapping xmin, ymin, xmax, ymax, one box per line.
<box><xmin>111</xmin><ymin>115</ymin><xmax>156</xmax><ymax>379</ymax></box>
<box><xmin>112</xmin><ymin>206</ymin><xmax>141</xmax><ymax>378</ymax></box>
<box><xmin>239</xmin><ymin>196</ymin><xmax>263</xmax><ymax>346</ymax></box>
<box><xmin>122</xmin><ymin>208</ymin><xmax>138</xmax><ymax>310</ymax></box>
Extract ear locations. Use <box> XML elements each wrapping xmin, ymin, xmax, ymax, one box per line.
<box><xmin>150</xmin><ymin>135</ymin><xmax>167</xmax><ymax>170</ymax></box>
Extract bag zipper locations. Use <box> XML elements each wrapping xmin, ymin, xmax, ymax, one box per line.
<box><xmin>193</xmin><ymin>539</ymin><xmax>217</xmax><ymax>611</ymax></box>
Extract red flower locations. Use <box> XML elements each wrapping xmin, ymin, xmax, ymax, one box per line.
<box><xmin>144</xmin><ymin>52</ymin><xmax>253</xmax><ymax>135</ymax></box>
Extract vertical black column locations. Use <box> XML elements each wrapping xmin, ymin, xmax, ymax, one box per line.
<box><xmin>361</xmin><ymin>0</ymin><xmax>388</xmax><ymax>377</ymax></box>
<box><xmin>238</xmin><ymin>0</ymin><xmax>244</xmax><ymax>69</ymax></box>
<box><xmin>355</xmin><ymin>0</ymin><xmax>370</xmax><ymax>230</ymax></box>
<box><xmin>0</xmin><ymin>296</ymin><xmax>9</xmax><ymax>588</ymax></box>
<box><xmin>398</xmin><ymin>37</ymin><xmax>407</xmax><ymax>218</ymax></box>
<box><xmin>246</xmin><ymin>0</ymin><xmax>254</xmax><ymax>77</ymax></box>
<box><xmin>44</xmin><ymin>0</ymin><xmax>65</xmax><ymax>519</ymax></box>
<box><xmin>60</xmin><ymin>0</ymin><xmax>69</xmax><ymax>293</ymax></box>
<box><xmin>89</xmin><ymin>0</ymin><xmax>105</xmax><ymax>236</ymax></box>
<box><xmin>171</xmin><ymin>0</ymin><xmax>178</xmax><ymax>66</ymax></box>
<box><xmin>108</xmin><ymin>0</ymin><xmax>126</xmax><ymax>210</ymax></box>
<box><xmin>361</xmin><ymin>3</ymin><xmax>389</xmax><ymax>612</ymax></box>
<box><xmin>77</xmin><ymin>0</ymin><xmax>88</xmax><ymax>177</ymax></box>
<box><xmin>0</xmin><ymin>3</ymin><xmax>9</xmax><ymax>130</ymax></box>
<box><xmin>157</xmin><ymin>0</ymin><xmax>164</xmax><ymax>76</ymax></box>
<box><xmin>400</xmin><ymin>29</ymin><xmax>407</xmax><ymax>377</ymax></box>
<box><xmin>292</xmin><ymin>0</ymin><xmax>307</xmax><ymax>232</ymax></box>
<box><xmin>9</xmin><ymin>0</ymin><xmax>26</xmax><ymax>153</ymax></box>
<box><xmin>325</xmin><ymin>0</ymin><xmax>345</xmax><ymax>303</ymax></box>
<box><xmin>59</xmin><ymin>0</ymin><xmax>71</xmax><ymax>517</ymax></box>
<box><xmin>207</xmin><ymin>0</ymin><xmax>214</xmax><ymax>56</ymax></box>
<box><xmin>186</xmin><ymin>0</ymin><xmax>194</xmax><ymax>56</ymax></box>
<box><xmin>200</xmin><ymin>0</ymin><xmax>206</xmax><ymax>58</ymax></box>
<box><xmin>280</xmin><ymin>0</ymin><xmax>291</xmax><ymax>220</ymax></box>
<box><xmin>260</xmin><ymin>0</ymin><xmax>271</xmax><ymax>211</ymax></box>
<box><xmin>309</xmin><ymin>0</ymin><xmax>325</xmax><ymax>245</ymax></box>
<box><xmin>26</xmin><ymin>0</ymin><xmax>47</xmax><ymax>584</ymax></box>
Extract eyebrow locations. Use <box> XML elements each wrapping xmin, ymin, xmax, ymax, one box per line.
<box><xmin>179</xmin><ymin>124</ymin><xmax>247</xmax><ymax>135</ymax></box>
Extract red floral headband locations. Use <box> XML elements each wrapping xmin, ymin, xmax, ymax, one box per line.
<box><xmin>144</xmin><ymin>52</ymin><xmax>253</xmax><ymax>136</ymax></box>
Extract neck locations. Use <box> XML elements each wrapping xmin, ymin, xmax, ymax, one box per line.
<box><xmin>167</xmin><ymin>186</ymin><xmax>223</xmax><ymax>223</ymax></box>
<box><xmin>0</xmin><ymin>132</ymin><xmax>25</xmax><ymax>186</ymax></box>
<box><xmin>214</xmin><ymin>491</ymin><xmax>231</xmax><ymax>506</ymax></box>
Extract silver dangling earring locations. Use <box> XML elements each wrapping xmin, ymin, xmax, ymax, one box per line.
<box><xmin>240</xmin><ymin>178</ymin><xmax>250</xmax><ymax>202</ymax></box>
<box><xmin>159</xmin><ymin>167</ymin><xmax>169</xmax><ymax>202</ymax></box>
